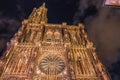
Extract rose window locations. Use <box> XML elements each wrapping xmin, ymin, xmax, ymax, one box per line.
<box><xmin>39</xmin><ymin>54</ymin><xmax>65</xmax><ymax>75</ymax></box>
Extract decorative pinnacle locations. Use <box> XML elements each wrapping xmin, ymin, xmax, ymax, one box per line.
<box><xmin>28</xmin><ymin>2</ymin><xmax>48</xmax><ymax>23</ymax></box>
<box><xmin>41</xmin><ymin>3</ymin><xmax>46</xmax><ymax>8</ymax></box>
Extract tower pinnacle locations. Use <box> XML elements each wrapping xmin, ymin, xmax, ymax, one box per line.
<box><xmin>41</xmin><ymin>2</ymin><xmax>46</xmax><ymax>8</ymax></box>
<box><xmin>28</xmin><ymin>3</ymin><xmax>48</xmax><ymax>23</ymax></box>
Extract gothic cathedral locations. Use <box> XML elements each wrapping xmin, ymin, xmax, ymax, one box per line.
<box><xmin>0</xmin><ymin>3</ymin><xmax>111</xmax><ymax>80</ymax></box>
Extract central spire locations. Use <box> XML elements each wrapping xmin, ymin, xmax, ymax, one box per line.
<box><xmin>41</xmin><ymin>2</ymin><xmax>46</xmax><ymax>8</ymax></box>
<box><xmin>28</xmin><ymin>3</ymin><xmax>48</xmax><ymax>23</ymax></box>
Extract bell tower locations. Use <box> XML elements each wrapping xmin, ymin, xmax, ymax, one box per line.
<box><xmin>0</xmin><ymin>3</ymin><xmax>111</xmax><ymax>80</ymax></box>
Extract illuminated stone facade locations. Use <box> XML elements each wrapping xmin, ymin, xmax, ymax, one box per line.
<box><xmin>0</xmin><ymin>3</ymin><xmax>111</xmax><ymax>80</ymax></box>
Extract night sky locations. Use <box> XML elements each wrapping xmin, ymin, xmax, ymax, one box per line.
<box><xmin>0</xmin><ymin>0</ymin><xmax>120</xmax><ymax>79</ymax></box>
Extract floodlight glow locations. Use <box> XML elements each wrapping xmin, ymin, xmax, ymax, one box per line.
<box><xmin>104</xmin><ymin>0</ymin><xmax>120</xmax><ymax>6</ymax></box>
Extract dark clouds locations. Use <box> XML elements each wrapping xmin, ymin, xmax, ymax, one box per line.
<box><xmin>87</xmin><ymin>7</ymin><xmax>120</xmax><ymax>80</ymax></box>
<box><xmin>0</xmin><ymin>0</ymin><xmax>26</xmax><ymax>55</ymax></box>
<box><xmin>73</xmin><ymin>0</ymin><xmax>98</xmax><ymax>24</ymax></box>
<box><xmin>73</xmin><ymin>0</ymin><xmax>120</xmax><ymax>79</ymax></box>
<box><xmin>86</xmin><ymin>8</ymin><xmax>120</xmax><ymax>64</ymax></box>
<box><xmin>0</xmin><ymin>0</ymin><xmax>23</xmax><ymax>53</ymax></box>
<box><xmin>0</xmin><ymin>17</ymin><xmax>20</xmax><ymax>55</ymax></box>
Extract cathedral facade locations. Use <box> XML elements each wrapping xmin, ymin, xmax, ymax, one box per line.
<box><xmin>0</xmin><ymin>3</ymin><xmax>111</xmax><ymax>80</ymax></box>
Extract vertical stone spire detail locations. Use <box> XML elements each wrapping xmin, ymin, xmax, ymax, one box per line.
<box><xmin>28</xmin><ymin>3</ymin><xmax>48</xmax><ymax>23</ymax></box>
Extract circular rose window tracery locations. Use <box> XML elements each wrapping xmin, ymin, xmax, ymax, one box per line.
<box><xmin>39</xmin><ymin>54</ymin><xmax>65</xmax><ymax>75</ymax></box>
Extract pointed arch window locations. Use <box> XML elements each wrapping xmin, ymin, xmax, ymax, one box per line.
<box><xmin>54</xmin><ymin>31</ymin><xmax>61</xmax><ymax>42</ymax></box>
<box><xmin>46</xmin><ymin>30</ymin><xmax>53</xmax><ymax>42</ymax></box>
